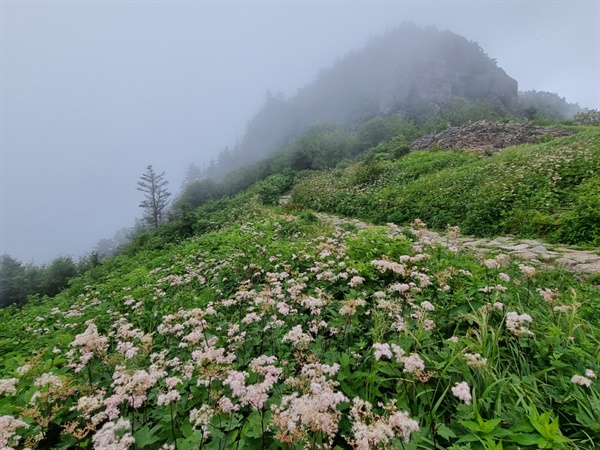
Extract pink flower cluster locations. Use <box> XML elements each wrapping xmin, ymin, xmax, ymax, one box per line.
<box><xmin>223</xmin><ymin>356</ymin><xmax>282</xmax><ymax>410</ymax></box>
<box><xmin>348</xmin><ymin>397</ymin><xmax>419</xmax><ymax>448</ymax></box>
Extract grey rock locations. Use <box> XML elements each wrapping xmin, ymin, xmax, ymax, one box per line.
<box><xmin>530</xmin><ymin>245</ymin><xmax>548</xmax><ymax>253</ymax></box>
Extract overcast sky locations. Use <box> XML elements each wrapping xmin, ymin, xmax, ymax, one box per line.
<box><xmin>1</xmin><ymin>1</ymin><xmax>599</xmax><ymax>264</ymax></box>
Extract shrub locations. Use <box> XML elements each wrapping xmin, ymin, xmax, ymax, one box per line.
<box><xmin>553</xmin><ymin>177</ymin><xmax>600</xmax><ymax>245</ymax></box>
<box><xmin>572</xmin><ymin>109</ymin><xmax>600</xmax><ymax>126</ymax></box>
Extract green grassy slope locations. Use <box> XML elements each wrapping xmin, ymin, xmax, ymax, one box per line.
<box><xmin>1</xmin><ymin>124</ymin><xmax>600</xmax><ymax>449</ymax></box>
<box><xmin>1</xmin><ymin>191</ymin><xmax>600</xmax><ymax>449</ymax></box>
<box><xmin>292</xmin><ymin>127</ymin><xmax>600</xmax><ymax>245</ymax></box>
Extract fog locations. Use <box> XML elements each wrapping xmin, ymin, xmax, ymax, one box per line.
<box><xmin>1</xmin><ymin>1</ymin><xmax>598</xmax><ymax>263</ymax></box>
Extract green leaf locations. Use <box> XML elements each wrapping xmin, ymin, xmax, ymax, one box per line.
<box><xmin>538</xmin><ymin>437</ymin><xmax>551</xmax><ymax>448</ymax></box>
<box><xmin>509</xmin><ymin>421</ymin><xmax>535</xmax><ymax>433</ymax></box>
<box><xmin>456</xmin><ymin>433</ymin><xmax>481</xmax><ymax>443</ymax></box>
<box><xmin>437</xmin><ymin>423</ymin><xmax>458</xmax><ymax>440</ymax></box>
<box><xmin>512</xmin><ymin>433</ymin><xmax>541</xmax><ymax>446</ymax></box>
<box><xmin>480</xmin><ymin>418</ymin><xmax>502</xmax><ymax>434</ymax></box>
<box><xmin>134</xmin><ymin>425</ymin><xmax>163</xmax><ymax>448</ymax></box>
<box><xmin>460</xmin><ymin>420</ymin><xmax>483</xmax><ymax>432</ymax></box>
<box><xmin>243</xmin><ymin>411</ymin><xmax>264</xmax><ymax>439</ymax></box>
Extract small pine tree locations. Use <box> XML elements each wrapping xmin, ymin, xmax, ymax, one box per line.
<box><xmin>137</xmin><ymin>165</ymin><xmax>172</xmax><ymax>228</ymax></box>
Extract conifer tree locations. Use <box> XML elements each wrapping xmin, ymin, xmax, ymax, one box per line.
<box><xmin>137</xmin><ymin>165</ymin><xmax>172</xmax><ymax>228</ymax></box>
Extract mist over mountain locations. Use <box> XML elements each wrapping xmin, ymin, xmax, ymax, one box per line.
<box><xmin>197</xmin><ymin>23</ymin><xmax>520</xmax><ymax>178</ymax></box>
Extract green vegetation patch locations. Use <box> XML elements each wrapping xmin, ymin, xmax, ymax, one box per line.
<box><xmin>292</xmin><ymin>128</ymin><xmax>600</xmax><ymax>245</ymax></box>
<box><xmin>0</xmin><ymin>211</ymin><xmax>599</xmax><ymax>449</ymax></box>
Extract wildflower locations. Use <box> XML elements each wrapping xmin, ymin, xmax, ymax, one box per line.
<box><xmin>390</xmin><ymin>283</ymin><xmax>411</xmax><ymax>293</ymax></box>
<box><xmin>116</xmin><ymin>341</ymin><xmax>139</xmax><ymax>360</ymax></box>
<box><xmin>70</xmin><ymin>389</ymin><xmax>106</xmax><ymax>421</ymax></box>
<box><xmin>391</xmin><ymin>344</ymin><xmax>405</xmax><ymax>362</ymax></box>
<box><xmin>349</xmin><ymin>276</ymin><xmax>365</xmax><ymax>287</ymax></box>
<box><xmin>410</xmin><ymin>219</ymin><xmax>427</xmax><ymax>229</ymax></box>
<box><xmin>339</xmin><ymin>299</ymin><xmax>366</xmax><ymax>317</ymax></box>
<box><xmin>373</xmin><ymin>343</ymin><xmax>392</xmax><ymax>361</ymax></box>
<box><xmin>446</xmin><ymin>225</ymin><xmax>461</xmax><ymax>239</ymax></box>
<box><xmin>585</xmin><ymin>369</ymin><xmax>596</xmax><ymax>379</ymax></box>
<box><xmin>537</xmin><ymin>288</ymin><xmax>558</xmax><ymax>303</ymax></box>
<box><xmin>519</xmin><ymin>264</ymin><xmax>536</xmax><ymax>278</ymax></box>
<box><xmin>495</xmin><ymin>254</ymin><xmax>510</xmax><ymax>267</ymax></box>
<box><xmin>16</xmin><ymin>365</ymin><xmax>31</xmax><ymax>377</ymax></box>
<box><xmin>388</xmin><ymin>410</ymin><xmax>420</xmax><ymax>443</ymax></box>
<box><xmin>0</xmin><ymin>415</ymin><xmax>28</xmax><ymax>449</ymax></box>
<box><xmin>484</xmin><ymin>259</ymin><xmax>500</xmax><ymax>269</ymax></box>
<box><xmin>92</xmin><ymin>418</ymin><xmax>135</xmax><ymax>449</ymax></box>
<box><xmin>464</xmin><ymin>353</ymin><xmax>487</xmax><ymax>368</ymax></box>
<box><xmin>571</xmin><ymin>375</ymin><xmax>593</xmax><ymax>387</ymax></box>
<box><xmin>499</xmin><ymin>272</ymin><xmax>510</xmax><ymax>282</ymax></box>
<box><xmin>157</xmin><ymin>390</ymin><xmax>181</xmax><ymax>406</ymax></box>
<box><xmin>0</xmin><ymin>379</ymin><xmax>18</xmax><ymax>396</ymax></box>
<box><xmin>282</xmin><ymin>325</ymin><xmax>314</xmax><ymax>347</ymax></box>
<box><xmin>271</xmin><ymin>363</ymin><xmax>347</xmax><ymax>445</ymax></box>
<box><xmin>420</xmin><ymin>301</ymin><xmax>435</xmax><ymax>311</ymax></box>
<box><xmin>298</xmin><ymin>296</ymin><xmax>325</xmax><ymax>315</ymax></box>
<box><xmin>217</xmin><ymin>396</ymin><xmax>239</xmax><ymax>413</ymax></box>
<box><xmin>222</xmin><ymin>370</ymin><xmax>248</xmax><ymax>398</ymax></box>
<box><xmin>190</xmin><ymin>404</ymin><xmax>213</xmax><ymax>436</ymax></box>
<box><xmin>402</xmin><ymin>353</ymin><xmax>425</xmax><ymax>375</ymax></box>
<box><xmin>447</xmin><ymin>336</ymin><xmax>459</xmax><ymax>343</ymax></box>
<box><xmin>112</xmin><ymin>366</ymin><xmax>165</xmax><ymax>408</ymax></box>
<box><xmin>69</xmin><ymin>322</ymin><xmax>109</xmax><ymax>372</ymax></box>
<box><xmin>493</xmin><ymin>302</ymin><xmax>504</xmax><ymax>311</ymax></box>
<box><xmin>392</xmin><ymin>316</ymin><xmax>405</xmax><ymax>332</ymax></box>
<box><xmin>451</xmin><ymin>381</ymin><xmax>472</xmax><ymax>404</ymax></box>
<box><xmin>34</xmin><ymin>373</ymin><xmax>63</xmax><ymax>389</ymax></box>
<box><xmin>103</xmin><ymin>394</ymin><xmax>127</xmax><ymax>420</ymax></box>
<box><xmin>372</xmin><ymin>259</ymin><xmax>406</xmax><ymax>275</ymax></box>
<box><xmin>506</xmin><ymin>311</ymin><xmax>533</xmax><ymax>337</ymax></box>
<box><xmin>348</xmin><ymin>397</ymin><xmax>419</xmax><ymax>448</ymax></box>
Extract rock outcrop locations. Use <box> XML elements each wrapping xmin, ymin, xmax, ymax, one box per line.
<box><xmin>410</xmin><ymin>120</ymin><xmax>576</xmax><ymax>153</ymax></box>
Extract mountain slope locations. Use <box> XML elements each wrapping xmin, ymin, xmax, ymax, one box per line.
<box><xmin>1</xmin><ymin>188</ymin><xmax>599</xmax><ymax>448</ymax></box>
<box><xmin>292</xmin><ymin>126</ymin><xmax>600</xmax><ymax>244</ymax></box>
<box><xmin>209</xmin><ymin>23</ymin><xmax>520</xmax><ymax>175</ymax></box>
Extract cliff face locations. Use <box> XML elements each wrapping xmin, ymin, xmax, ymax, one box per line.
<box><xmin>233</xmin><ymin>23</ymin><xmax>520</xmax><ymax>167</ymax></box>
<box><xmin>348</xmin><ymin>25</ymin><xmax>520</xmax><ymax>121</ymax></box>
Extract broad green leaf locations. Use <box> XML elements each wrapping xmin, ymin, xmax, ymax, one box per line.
<box><xmin>437</xmin><ymin>423</ymin><xmax>458</xmax><ymax>440</ymax></box>
<box><xmin>512</xmin><ymin>433</ymin><xmax>541</xmax><ymax>446</ymax></box>
<box><xmin>134</xmin><ymin>425</ymin><xmax>163</xmax><ymax>448</ymax></box>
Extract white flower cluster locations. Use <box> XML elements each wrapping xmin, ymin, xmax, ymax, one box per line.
<box><xmin>571</xmin><ymin>370</ymin><xmax>596</xmax><ymax>387</ymax></box>
<box><xmin>506</xmin><ymin>311</ymin><xmax>533</xmax><ymax>337</ymax></box>
<box><xmin>451</xmin><ymin>381</ymin><xmax>472</xmax><ymax>404</ymax></box>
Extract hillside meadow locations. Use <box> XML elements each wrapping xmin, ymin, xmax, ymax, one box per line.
<box><xmin>2</xmin><ymin>124</ymin><xmax>600</xmax><ymax>449</ymax></box>
<box><xmin>1</xmin><ymin>195</ymin><xmax>600</xmax><ymax>449</ymax></box>
<box><xmin>292</xmin><ymin>127</ymin><xmax>600</xmax><ymax>246</ymax></box>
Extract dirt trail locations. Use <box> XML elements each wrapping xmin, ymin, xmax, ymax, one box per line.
<box><xmin>313</xmin><ymin>211</ymin><xmax>600</xmax><ymax>275</ymax></box>
<box><xmin>279</xmin><ymin>193</ymin><xmax>600</xmax><ymax>275</ymax></box>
